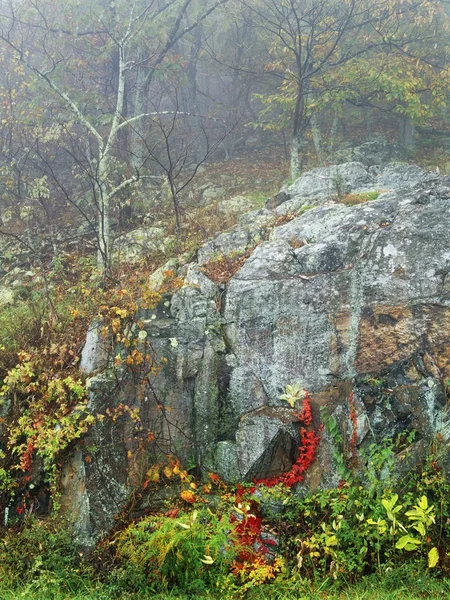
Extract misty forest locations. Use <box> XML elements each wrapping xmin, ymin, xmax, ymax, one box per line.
<box><xmin>2</xmin><ymin>0</ymin><xmax>450</xmax><ymax>598</ymax></box>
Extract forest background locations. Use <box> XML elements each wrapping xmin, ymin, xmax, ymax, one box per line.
<box><xmin>1</xmin><ymin>0</ymin><xmax>450</xmax><ymax>599</ymax></box>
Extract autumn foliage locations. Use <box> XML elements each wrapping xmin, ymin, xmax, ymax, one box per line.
<box><xmin>255</xmin><ymin>393</ymin><xmax>321</xmax><ymax>488</ymax></box>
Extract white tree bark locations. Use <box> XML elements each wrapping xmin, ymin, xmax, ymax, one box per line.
<box><xmin>290</xmin><ymin>135</ymin><xmax>301</xmax><ymax>181</ymax></box>
<box><xmin>311</xmin><ymin>112</ymin><xmax>325</xmax><ymax>165</ymax></box>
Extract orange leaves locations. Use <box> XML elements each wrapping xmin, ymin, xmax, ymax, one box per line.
<box><xmin>180</xmin><ymin>489</ymin><xmax>196</xmax><ymax>504</ymax></box>
<box><xmin>125</xmin><ymin>349</ymin><xmax>145</xmax><ymax>367</ymax></box>
<box><xmin>157</xmin><ymin>270</ymin><xmax>184</xmax><ymax>295</ymax></box>
<box><xmin>70</xmin><ymin>308</ymin><xmax>80</xmax><ymax>319</ymax></box>
<box><xmin>163</xmin><ymin>465</ymin><xmax>173</xmax><ymax>478</ymax></box>
<box><xmin>105</xmin><ymin>403</ymin><xmax>141</xmax><ymax>423</ymax></box>
<box><xmin>142</xmin><ymin>466</ymin><xmax>160</xmax><ymax>491</ymax></box>
<box><xmin>201</xmin><ymin>249</ymin><xmax>253</xmax><ymax>285</ymax></box>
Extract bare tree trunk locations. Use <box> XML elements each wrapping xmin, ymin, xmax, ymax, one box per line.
<box><xmin>328</xmin><ymin>113</ymin><xmax>339</xmax><ymax>153</ymax></box>
<box><xmin>363</xmin><ymin>106</ymin><xmax>373</xmax><ymax>137</ymax></box>
<box><xmin>311</xmin><ymin>111</ymin><xmax>325</xmax><ymax>164</ymax></box>
<box><xmin>130</xmin><ymin>63</ymin><xmax>147</xmax><ymax>171</ymax></box>
<box><xmin>290</xmin><ymin>135</ymin><xmax>301</xmax><ymax>181</ymax></box>
<box><xmin>399</xmin><ymin>115</ymin><xmax>415</xmax><ymax>149</ymax></box>
<box><xmin>290</xmin><ymin>70</ymin><xmax>305</xmax><ymax>181</ymax></box>
<box><xmin>97</xmin><ymin>187</ymin><xmax>110</xmax><ymax>270</ymax></box>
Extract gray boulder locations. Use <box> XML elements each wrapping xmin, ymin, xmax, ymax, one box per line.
<box><xmin>113</xmin><ymin>227</ymin><xmax>175</xmax><ymax>262</ymax></box>
<box><xmin>0</xmin><ymin>286</ymin><xmax>14</xmax><ymax>307</ymax></box>
<box><xmin>331</xmin><ymin>137</ymin><xmax>397</xmax><ymax>166</ymax></box>
<box><xmin>375</xmin><ymin>163</ymin><xmax>439</xmax><ymax>190</ymax></box>
<box><xmin>275</xmin><ymin>161</ymin><xmax>438</xmax><ymax>215</ymax></box>
<box><xmin>283</xmin><ymin>161</ymin><xmax>373</xmax><ymax>202</ymax></box>
<box><xmin>217</xmin><ymin>195</ymin><xmax>250</xmax><ymax>215</ymax></box>
<box><xmin>62</xmin><ymin>164</ymin><xmax>450</xmax><ymax>546</ymax></box>
<box><xmin>197</xmin><ymin>209</ymin><xmax>273</xmax><ymax>265</ymax></box>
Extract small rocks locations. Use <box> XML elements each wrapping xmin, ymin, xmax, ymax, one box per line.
<box><xmin>113</xmin><ymin>227</ymin><xmax>175</xmax><ymax>263</ymax></box>
<box><xmin>0</xmin><ymin>285</ymin><xmax>14</xmax><ymax>307</ymax></box>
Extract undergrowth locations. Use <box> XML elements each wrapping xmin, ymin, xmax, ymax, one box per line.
<box><xmin>1</xmin><ymin>404</ymin><xmax>450</xmax><ymax>597</ymax></box>
<box><xmin>2</xmin><ymin>153</ymin><xmax>450</xmax><ymax>598</ymax></box>
<box><xmin>200</xmin><ymin>249</ymin><xmax>253</xmax><ymax>284</ymax></box>
<box><xmin>0</xmin><ymin>254</ymin><xmax>169</xmax><ymax>510</ymax></box>
<box><xmin>340</xmin><ymin>191</ymin><xmax>380</xmax><ymax>206</ymax></box>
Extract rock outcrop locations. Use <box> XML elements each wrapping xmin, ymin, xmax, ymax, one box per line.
<box><xmin>62</xmin><ymin>162</ymin><xmax>450</xmax><ymax>546</ymax></box>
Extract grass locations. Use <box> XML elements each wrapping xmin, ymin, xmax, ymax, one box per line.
<box><xmin>1</xmin><ymin>580</ymin><xmax>449</xmax><ymax>600</ymax></box>
<box><xmin>340</xmin><ymin>191</ymin><xmax>380</xmax><ymax>206</ymax></box>
<box><xmin>0</xmin><ymin>566</ymin><xmax>449</xmax><ymax>600</ymax></box>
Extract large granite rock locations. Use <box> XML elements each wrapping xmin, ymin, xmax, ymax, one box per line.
<box><xmin>197</xmin><ymin>209</ymin><xmax>273</xmax><ymax>265</ymax></box>
<box><xmin>274</xmin><ymin>161</ymin><xmax>439</xmax><ymax>214</ymax></box>
<box><xmin>283</xmin><ymin>161</ymin><xmax>374</xmax><ymax>202</ymax></box>
<box><xmin>61</xmin><ymin>163</ymin><xmax>450</xmax><ymax>546</ymax></box>
<box><xmin>331</xmin><ymin>137</ymin><xmax>398</xmax><ymax>166</ymax></box>
<box><xmin>0</xmin><ymin>286</ymin><xmax>13</xmax><ymax>307</ymax></box>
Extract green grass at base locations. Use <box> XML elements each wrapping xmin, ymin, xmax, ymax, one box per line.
<box><xmin>1</xmin><ymin>570</ymin><xmax>450</xmax><ymax>600</ymax></box>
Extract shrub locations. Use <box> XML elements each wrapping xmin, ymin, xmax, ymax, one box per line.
<box><xmin>340</xmin><ymin>191</ymin><xmax>380</xmax><ymax>206</ymax></box>
<box><xmin>0</xmin><ymin>518</ymin><xmax>87</xmax><ymax>589</ymax></box>
<box><xmin>114</xmin><ymin>507</ymin><xmax>237</xmax><ymax>593</ymax></box>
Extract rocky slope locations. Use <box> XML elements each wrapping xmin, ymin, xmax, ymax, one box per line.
<box><xmin>61</xmin><ymin>162</ymin><xmax>450</xmax><ymax>545</ymax></box>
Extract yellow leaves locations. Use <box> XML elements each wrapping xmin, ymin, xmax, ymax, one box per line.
<box><xmin>146</xmin><ymin>465</ymin><xmax>160</xmax><ymax>483</ymax></box>
<box><xmin>428</xmin><ymin>546</ymin><xmax>439</xmax><ymax>568</ymax></box>
<box><xmin>279</xmin><ymin>382</ymin><xmax>305</xmax><ymax>408</ymax></box>
<box><xmin>200</xmin><ymin>554</ymin><xmax>214</xmax><ymax>564</ymax></box>
<box><xmin>113</xmin><ymin>307</ymin><xmax>129</xmax><ymax>319</ymax></box>
<box><xmin>367</xmin><ymin>517</ymin><xmax>388</xmax><ymax>535</ymax></box>
<box><xmin>124</xmin><ymin>349</ymin><xmax>145</xmax><ymax>367</ymax></box>
<box><xmin>111</xmin><ymin>318</ymin><xmax>121</xmax><ymax>334</ymax></box>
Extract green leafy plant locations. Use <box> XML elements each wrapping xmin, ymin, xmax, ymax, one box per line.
<box><xmin>0</xmin><ymin>518</ymin><xmax>87</xmax><ymax>588</ymax></box>
<box><xmin>114</xmin><ymin>507</ymin><xmax>237</xmax><ymax>593</ymax></box>
<box><xmin>320</xmin><ymin>406</ymin><xmax>352</xmax><ymax>482</ymax></box>
<box><xmin>367</xmin><ymin>493</ymin><xmax>439</xmax><ymax>569</ymax></box>
<box><xmin>330</xmin><ymin>170</ymin><xmax>347</xmax><ymax>201</ymax></box>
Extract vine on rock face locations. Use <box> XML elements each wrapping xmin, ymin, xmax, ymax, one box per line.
<box><xmin>0</xmin><ymin>259</ymin><xmax>170</xmax><ymax>515</ymax></box>
<box><xmin>256</xmin><ymin>392</ymin><xmax>322</xmax><ymax>488</ymax></box>
<box><xmin>229</xmin><ymin>391</ymin><xmax>321</xmax><ymax>581</ymax></box>
<box><xmin>348</xmin><ymin>391</ymin><xmax>359</xmax><ymax>466</ymax></box>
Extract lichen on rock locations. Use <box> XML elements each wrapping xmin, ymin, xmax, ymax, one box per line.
<box><xmin>65</xmin><ymin>162</ymin><xmax>450</xmax><ymax>546</ymax></box>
